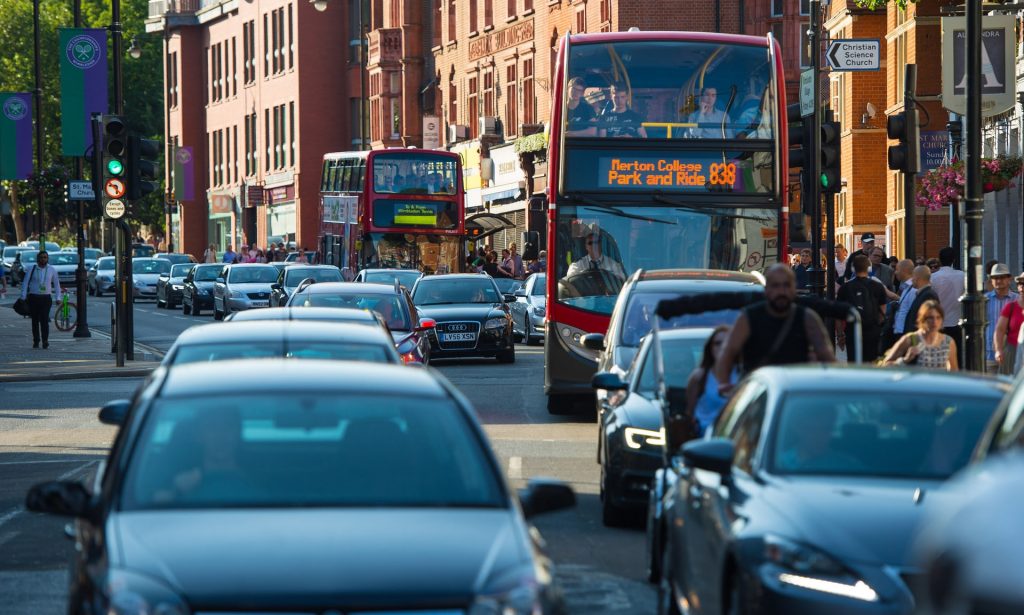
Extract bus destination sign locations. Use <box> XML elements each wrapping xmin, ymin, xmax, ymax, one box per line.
<box><xmin>600</xmin><ymin>157</ymin><xmax>737</xmax><ymax>189</ymax></box>
<box><xmin>394</xmin><ymin>203</ymin><xmax>438</xmax><ymax>226</ymax></box>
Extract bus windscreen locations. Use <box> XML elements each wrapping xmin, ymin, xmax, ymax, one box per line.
<box><xmin>373</xmin><ymin>154</ymin><xmax>458</xmax><ymax>196</ymax></box>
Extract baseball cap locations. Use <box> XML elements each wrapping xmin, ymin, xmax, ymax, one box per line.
<box><xmin>860</xmin><ymin>232</ymin><xmax>876</xmax><ymax>243</ymax></box>
<box><xmin>990</xmin><ymin>263</ymin><xmax>1012</xmax><ymax>277</ymax></box>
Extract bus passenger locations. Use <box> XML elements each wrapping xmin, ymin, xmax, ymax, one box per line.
<box><xmin>600</xmin><ymin>83</ymin><xmax>647</xmax><ymax>139</ymax></box>
<box><xmin>566</xmin><ymin>77</ymin><xmax>598</xmax><ymax>136</ymax></box>
<box><xmin>686</xmin><ymin>87</ymin><xmax>734</xmax><ymax>139</ymax></box>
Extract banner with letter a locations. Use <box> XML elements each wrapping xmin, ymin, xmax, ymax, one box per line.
<box><xmin>0</xmin><ymin>93</ymin><xmax>33</xmax><ymax>180</ymax></box>
<box><xmin>60</xmin><ymin>28</ymin><xmax>108</xmax><ymax>156</ymax></box>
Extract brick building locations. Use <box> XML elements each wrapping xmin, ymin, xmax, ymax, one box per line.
<box><xmin>147</xmin><ymin>0</ymin><xmax>355</xmax><ymax>258</ymax></box>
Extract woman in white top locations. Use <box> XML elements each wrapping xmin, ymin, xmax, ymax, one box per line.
<box><xmin>203</xmin><ymin>244</ymin><xmax>217</xmax><ymax>263</ymax></box>
<box><xmin>882</xmin><ymin>300</ymin><xmax>958</xmax><ymax>371</ymax></box>
<box><xmin>20</xmin><ymin>251</ymin><xmax>63</xmax><ymax>349</ymax></box>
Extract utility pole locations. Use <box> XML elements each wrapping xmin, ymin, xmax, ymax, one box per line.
<box><xmin>33</xmin><ymin>0</ymin><xmax>45</xmax><ymax>248</ymax></box>
<box><xmin>73</xmin><ymin>0</ymin><xmax>90</xmax><ymax>338</ymax></box>
<box><xmin>807</xmin><ymin>0</ymin><xmax>824</xmax><ymax>297</ymax></box>
<box><xmin>110</xmin><ymin>0</ymin><xmax>134</xmax><ymax>360</ymax></box>
<box><xmin>962</xmin><ymin>0</ymin><xmax>985</xmax><ymax>372</ymax></box>
<box><xmin>903</xmin><ymin>64</ymin><xmax>919</xmax><ymax>261</ymax></box>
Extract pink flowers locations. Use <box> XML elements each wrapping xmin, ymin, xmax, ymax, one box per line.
<box><xmin>916</xmin><ymin>156</ymin><xmax>1023</xmax><ymax>211</ymax></box>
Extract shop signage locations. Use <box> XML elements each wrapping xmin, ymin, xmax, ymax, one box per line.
<box><xmin>469</xmin><ymin>19</ymin><xmax>534</xmax><ymax>61</ymax></box>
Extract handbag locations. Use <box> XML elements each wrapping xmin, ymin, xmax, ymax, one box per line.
<box><xmin>13</xmin><ymin>297</ymin><xmax>29</xmax><ymax>316</ymax></box>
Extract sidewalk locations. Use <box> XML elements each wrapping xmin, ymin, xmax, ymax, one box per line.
<box><xmin>0</xmin><ymin>296</ymin><xmax>162</xmax><ymax>382</ymax></box>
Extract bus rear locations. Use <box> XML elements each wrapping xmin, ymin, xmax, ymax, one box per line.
<box><xmin>544</xmin><ymin>31</ymin><xmax>787</xmax><ymax>408</ymax></box>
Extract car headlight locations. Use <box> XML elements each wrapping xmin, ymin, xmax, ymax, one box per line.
<box><xmin>763</xmin><ymin>534</ymin><xmax>878</xmax><ymax>602</ymax></box>
<box><xmin>484</xmin><ymin>317</ymin><xmax>509</xmax><ymax>330</ymax></box>
<box><xmin>532</xmin><ymin>305</ymin><xmax>545</xmax><ymax>316</ymax></box>
<box><xmin>171</xmin><ymin>284</ymin><xmax>183</xmax><ymax>291</ymax></box>
<box><xmin>624</xmin><ymin>427</ymin><xmax>666</xmax><ymax>450</ymax></box>
<box><xmin>469</xmin><ymin>578</ymin><xmax>542</xmax><ymax>615</ymax></box>
<box><xmin>103</xmin><ymin>569</ymin><xmax>191</xmax><ymax>615</ymax></box>
<box><xmin>133</xmin><ymin>280</ymin><xmax>145</xmax><ymax>288</ymax></box>
<box><xmin>230</xmin><ymin>289</ymin><xmax>247</xmax><ymax>299</ymax></box>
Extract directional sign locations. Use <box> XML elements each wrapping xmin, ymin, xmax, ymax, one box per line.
<box><xmin>104</xmin><ymin>198</ymin><xmax>126</xmax><ymax>219</ymax></box>
<box><xmin>799</xmin><ymin>69</ymin><xmax>815</xmax><ymax>117</ymax></box>
<box><xmin>826</xmin><ymin>39</ymin><xmax>881</xmax><ymax>71</ymax></box>
<box><xmin>68</xmin><ymin>180</ymin><xmax>95</xmax><ymax>200</ymax></box>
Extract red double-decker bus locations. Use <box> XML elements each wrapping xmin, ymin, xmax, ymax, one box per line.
<box><xmin>319</xmin><ymin>148</ymin><xmax>465</xmax><ymax>274</ymax></box>
<box><xmin>545</xmin><ymin>31</ymin><xmax>789</xmax><ymax>409</ymax></box>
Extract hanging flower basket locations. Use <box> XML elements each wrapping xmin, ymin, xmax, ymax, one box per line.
<box><xmin>916</xmin><ymin>156</ymin><xmax>1024</xmax><ymax>211</ymax></box>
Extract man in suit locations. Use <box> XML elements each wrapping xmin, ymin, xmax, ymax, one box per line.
<box><xmin>900</xmin><ymin>265</ymin><xmax>939</xmax><ymax>337</ymax></box>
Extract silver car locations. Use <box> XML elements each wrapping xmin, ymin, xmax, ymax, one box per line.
<box><xmin>213</xmin><ymin>263</ymin><xmax>279</xmax><ymax>320</ymax></box>
<box><xmin>131</xmin><ymin>258</ymin><xmax>172</xmax><ymax>299</ymax></box>
<box><xmin>510</xmin><ymin>273</ymin><xmax>546</xmax><ymax>345</ymax></box>
<box><xmin>48</xmin><ymin>252</ymin><xmax>81</xmax><ymax>287</ymax></box>
<box><xmin>88</xmin><ymin>256</ymin><xmax>116</xmax><ymax>296</ymax></box>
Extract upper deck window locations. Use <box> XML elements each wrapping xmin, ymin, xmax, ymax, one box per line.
<box><xmin>373</xmin><ymin>154</ymin><xmax>458</xmax><ymax>196</ymax></box>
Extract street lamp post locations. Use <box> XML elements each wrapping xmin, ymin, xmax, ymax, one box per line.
<box><xmin>962</xmin><ymin>0</ymin><xmax>986</xmax><ymax>372</ymax></box>
<box><xmin>72</xmin><ymin>0</ymin><xmax>90</xmax><ymax>337</ymax></box>
<box><xmin>33</xmin><ymin>0</ymin><xmax>45</xmax><ymax>248</ymax></box>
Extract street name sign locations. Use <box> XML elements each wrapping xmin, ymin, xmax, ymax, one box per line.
<box><xmin>941</xmin><ymin>15</ymin><xmax>1016</xmax><ymax>118</ymax></box>
<box><xmin>68</xmin><ymin>180</ymin><xmax>95</xmax><ymax>200</ymax></box>
<box><xmin>104</xmin><ymin>198</ymin><xmax>125</xmax><ymax>219</ymax></box>
<box><xmin>799</xmin><ymin>69</ymin><xmax>814</xmax><ymax>118</ymax></box>
<box><xmin>826</xmin><ymin>39</ymin><xmax>881</xmax><ymax>71</ymax></box>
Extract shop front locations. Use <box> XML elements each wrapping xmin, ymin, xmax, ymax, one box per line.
<box><xmin>208</xmin><ymin>192</ymin><xmax>237</xmax><ymax>252</ymax></box>
<box><xmin>265</xmin><ymin>183</ymin><xmax>296</xmax><ymax>246</ymax></box>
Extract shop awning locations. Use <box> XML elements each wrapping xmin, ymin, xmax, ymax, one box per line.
<box><xmin>465</xmin><ymin>212</ymin><xmax>516</xmax><ymax>241</ymax></box>
<box><xmin>481</xmin><ymin>186</ymin><xmax>524</xmax><ymax>204</ymax></box>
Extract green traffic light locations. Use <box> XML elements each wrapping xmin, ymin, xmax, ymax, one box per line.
<box><xmin>820</xmin><ymin>173</ymin><xmax>830</xmax><ymax>188</ymax></box>
<box><xmin>107</xmin><ymin>159</ymin><xmax>124</xmax><ymax>176</ymax></box>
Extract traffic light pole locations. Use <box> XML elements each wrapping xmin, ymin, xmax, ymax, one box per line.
<box><xmin>962</xmin><ymin>0</ymin><xmax>986</xmax><ymax>372</ymax></box>
<box><xmin>32</xmin><ymin>0</ymin><xmax>45</xmax><ymax>248</ymax></box>
<box><xmin>808</xmin><ymin>0</ymin><xmax>824</xmax><ymax>297</ymax></box>
<box><xmin>73</xmin><ymin>0</ymin><xmax>90</xmax><ymax>338</ymax></box>
<box><xmin>903</xmin><ymin>64</ymin><xmax>917</xmax><ymax>261</ymax></box>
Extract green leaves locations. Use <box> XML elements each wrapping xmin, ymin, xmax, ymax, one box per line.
<box><xmin>853</xmin><ymin>0</ymin><xmax>916</xmax><ymax>9</ymax></box>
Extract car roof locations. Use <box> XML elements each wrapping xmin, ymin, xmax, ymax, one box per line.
<box><xmin>632</xmin><ymin>269</ymin><xmax>763</xmax><ymax>293</ymax></box>
<box><xmin>159</xmin><ymin>359</ymin><xmax>448</xmax><ymax>398</ymax></box>
<box><xmin>362</xmin><ymin>268</ymin><xmax>422</xmax><ymax>274</ymax></box>
<box><xmin>299</xmin><ymin>282</ymin><xmax>401</xmax><ymax>295</ymax></box>
<box><xmin>284</xmin><ymin>264</ymin><xmax>337</xmax><ymax>268</ymax></box>
<box><xmin>655</xmin><ymin>327</ymin><xmax>717</xmax><ymax>341</ymax></box>
<box><xmin>418</xmin><ymin>274</ymin><xmax>489</xmax><ymax>281</ymax></box>
<box><xmin>751</xmin><ymin>365</ymin><xmax>1011</xmax><ymax>397</ymax></box>
<box><xmin>228</xmin><ymin>306</ymin><xmax>380</xmax><ymax>323</ymax></box>
<box><xmin>172</xmin><ymin>320</ymin><xmax>391</xmax><ymax>345</ymax></box>
<box><xmin>226</xmin><ymin>262</ymin><xmax>277</xmax><ymax>268</ymax></box>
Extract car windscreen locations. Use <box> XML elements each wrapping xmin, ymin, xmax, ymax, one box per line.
<box><xmin>285</xmin><ymin>268</ymin><xmax>343</xmax><ymax>286</ymax></box>
<box><xmin>193</xmin><ymin>266</ymin><xmax>221</xmax><ymax>281</ymax></box>
<box><xmin>50</xmin><ymin>253</ymin><xmax>79</xmax><ymax>266</ymax></box>
<box><xmin>96</xmin><ymin>257</ymin><xmax>115</xmax><ymax>270</ymax></box>
<box><xmin>158</xmin><ymin>254</ymin><xmax>192</xmax><ymax>264</ymax></box>
<box><xmin>228</xmin><ymin>266</ymin><xmax>279</xmax><ymax>283</ymax></box>
<box><xmin>620</xmin><ymin>291</ymin><xmax>740</xmax><ymax>346</ymax></box>
<box><xmin>768</xmin><ymin>392</ymin><xmax>1000</xmax><ymax>480</ymax></box>
<box><xmin>170</xmin><ymin>264</ymin><xmax>194</xmax><ymax>277</ymax></box>
<box><xmin>120</xmin><ymin>393</ymin><xmax>504</xmax><ymax>509</ymax></box>
<box><xmin>492</xmin><ymin>278</ymin><xmax>523</xmax><ymax>294</ymax></box>
<box><xmin>531</xmin><ymin>275</ymin><xmax>546</xmax><ymax>296</ymax></box>
<box><xmin>365</xmin><ymin>270</ymin><xmax>422</xmax><ymax>288</ymax></box>
<box><xmin>636</xmin><ymin>334</ymin><xmax>711</xmax><ymax>396</ymax></box>
<box><xmin>133</xmin><ymin>259</ymin><xmax>172</xmax><ymax>274</ymax></box>
<box><xmin>4</xmin><ymin>247</ymin><xmax>26</xmax><ymax>257</ymax></box>
<box><xmin>84</xmin><ymin>249</ymin><xmax>104</xmax><ymax>259</ymax></box>
<box><xmin>412</xmin><ymin>279</ymin><xmax>501</xmax><ymax>305</ymax></box>
<box><xmin>292</xmin><ymin>292</ymin><xmax>411</xmax><ymax>330</ymax></box>
<box><xmin>169</xmin><ymin>341</ymin><xmax>395</xmax><ymax>365</ymax></box>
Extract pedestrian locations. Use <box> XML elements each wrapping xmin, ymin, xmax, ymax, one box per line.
<box><xmin>868</xmin><ymin>246</ymin><xmax>895</xmax><ymax>292</ymax></box>
<box><xmin>714</xmin><ymin>263</ymin><xmax>835</xmax><ymax>392</ymax></box>
<box><xmin>0</xmin><ymin>257</ymin><xmax>7</xmax><ymax>299</ymax></box>
<box><xmin>246</xmin><ymin>242</ymin><xmax>259</xmax><ymax>263</ymax></box>
<box><xmin>930</xmin><ymin>246</ymin><xmax>965</xmax><ymax>363</ymax></box>
<box><xmin>897</xmin><ymin>265</ymin><xmax>939</xmax><ymax>341</ymax></box>
<box><xmin>482</xmin><ymin>251</ymin><xmax>501</xmax><ymax>278</ymax></box>
<box><xmin>881</xmin><ymin>300</ymin><xmax>958</xmax><ymax>370</ymax></box>
<box><xmin>842</xmin><ymin>232</ymin><xmax>877</xmax><ymax>282</ymax></box>
<box><xmin>993</xmin><ymin>273</ymin><xmax>1024</xmax><ymax>375</ymax></box>
<box><xmin>836</xmin><ymin>254</ymin><xmax>887</xmax><ymax>362</ymax></box>
<box><xmin>985</xmin><ymin>264</ymin><xmax>1018</xmax><ymax>374</ymax></box>
<box><xmin>266</xmin><ymin>244</ymin><xmax>278</xmax><ymax>262</ymax></box>
<box><xmin>833</xmin><ymin>243</ymin><xmax>849</xmax><ymax>291</ymax></box>
<box><xmin>294</xmin><ymin>248</ymin><xmax>308</xmax><ymax>264</ymax></box>
<box><xmin>882</xmin><ymin>259</ymin><xmax>917</xmax><ymax>352</ymax></box>
<box><xmin>20</xmin><ymin>251</ymin><xmax>63</xmax><ymax>349</ymax></box>
<box><xmin>222</xmin><ymin>244</ymin><xmax>237</xmax><ymax>264</ymax></box>
<box><xmin>203</xmin><ymin>243</ymin><xmax>217</xmax><ymax>263</ymax></box>
<box><xmin>508</xmin><ymin>243</ymin><xmax>526</xmax><ymax>279</ymax></box>
<box><xmin>256</xmin><ymin>249</ymin><xmax>267</xmax><ymax>263</ymax></box>
<box><xmin>529</xmin><ymin>250</ymin><xmax>547</xmax><ymax>274</ymax></box>
<box><xmin>683</xmin><ymin>325</ymin><xmax>735</xmax><ymax>440</ymax></box>
<box><xmin>793</xmin><ymin>248</ymin><xmax>812</xmax><ymax>290</ymax></box>
<box><xmin>497</xmin><ymin>249</ymin><xmax>514</xmax><ymax>278</ymax></box>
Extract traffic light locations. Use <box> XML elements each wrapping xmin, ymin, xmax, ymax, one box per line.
<box><xmin>820</xmin><ymin>117</ymin><xmax>841</xmax><ymax>195</ymax></box>
<box><xmin>787</xmin><ymin>103</ymin><xmax>807</xmax><ymax>170</ymax></box>
<box><xmin>100</xmin><ymin>115</ymin><xmax>127</xmax><ymax>219</ymax></box>
<box><xmin>887</xmin><ymin>108</ymin><xmax>920</xmax><ymax>174</ymax></box>
<box><xmin>127</xmin><ymin>134</ymin><xmax>160</xmax><ymax>200</ymax></box>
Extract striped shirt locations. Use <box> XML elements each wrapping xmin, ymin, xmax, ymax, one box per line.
<box><xmin>987</xmin><ymin>289</ymin><xmax>1019</xmax><ymax>361</ymax></box>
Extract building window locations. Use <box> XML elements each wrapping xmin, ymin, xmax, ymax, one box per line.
<box><xmin>599</xmin><ymin>0</ymin><xmax>610</xmax><ymax>31</ymax></box>
<box><xmin>244</xmin><ymin>20</ymin><xmax>256</xmax><ymax>84</ymax></box>
<box><xmin>800</xmin><ymin>22</ymin><xmax>811</xmax><ymax>67</ymax></box>
<box><xmin>391</xmin><ymin>98</ymin><xmax>401</xmax><ymax>139</ymax></box>
<box><xmin>289</xmin><ymin>101</ymin><xmax>295</xmax><ymax>165</ymax></box>
<box><xmin>771</xmin><ymin>0</ymin><xmax>783</xmax><ymax>17</ymax></box>
<box><xmin>287</xmin><ymin>3</ymin><xmax>294</xmax><ymax>68</ymax></box>
<box><xmin>433</xmin><ymin>0</ymin><xmax>442</xmax><ymax>47</ymax></box>
<box><xmin>483</xmin><ymin>69</ymin><xmax>494</xmax><ymax>117</ymax></box>
<box><xmin>508</xmin><ymin>0</ymin><xmax>515</xmax><ymax>20</ymax></box>
<box><xmin>468</xmin><ymin>75</ymin><xmax>479</xmax><ymax>137</ymax></box>
<box><xmin>470</xmin><ymin>0</ymin><xmax>478</xmax><ymax>33</ymax></box>
<box><xmin>575</xmin><ymin>6</ymin><xmax>586</xmax><ymax>33</ymax></box>
<box><xmin>770</xmin><ymin>22</ymin><xmax>784</xmax><ymax>51</ymax></box>
<box><xmin>800</xmin><ymin>0</ymin><xmax>810</xmax><ymax>15</ymax></box>
<box><xmin>505</xmin><ymin>63</ymin><xmax>517</xmax><ymax>137</ymax></box>
<box><xmin>522</xmin><ymin>57</ymin><xmax>534</xmax><ymax>125</ymax></box>
<box><xmin>448</xmin><ymin>73</ymin><xmax>457</xmax><ymax>125</ymax></box>
<box><xmin>231</xmin><ymin>37</ymin><xmax>237</xmax><ymax>96</ymax></box>
<box><xmin>484</xmin><ymin>0</ymin><xmax>493</xmax><ymax>28</ymax></box>
<box><xmin>263</xmin><ymin>13</ymin><xmax>269</xmax><ymax>77</ymax></box>
<box><xmin>448</xmin><ymin>0</ymin><xmax>456</xmax><ymax>42</ymax></box>
<box><xmin>895</xmin><ymin>29</ymin><xmax>908</xmax><ymax>102</ymax></box>
<box><xmin>524</xmin><ymin>0</ymin><xmax>531</xmax><ymax>11</ymax></box>
<box><xmin>264</xmin><ymin>109</ymin><xmax>270</xmax><ymax>170</ymax></box>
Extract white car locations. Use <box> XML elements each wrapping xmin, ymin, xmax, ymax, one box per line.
<box><xmin>131</xmin><ymin>257</ymin><xmax>172</xmax><ymax>300</ymax></box>
<box><xmin>48</xmin><ymin>252</ymin><xmax>81</xmax><ymax>287</ymax></box>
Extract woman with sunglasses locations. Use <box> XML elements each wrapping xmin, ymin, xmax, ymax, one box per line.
<box><xmin>994</xmin><ymin>274</ymin><xmax>1024</xmax><ymax>375</ymax></box>
<box><xmin>882</xmin><ymin>300</ymin><xmax>958</xmax><ymax>370</ymax></box>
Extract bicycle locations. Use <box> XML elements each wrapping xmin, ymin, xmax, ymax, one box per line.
<box><xmin>54</xmin><ymin>291</ymin><xmax>77</xmax><ymax>332</ymax></box>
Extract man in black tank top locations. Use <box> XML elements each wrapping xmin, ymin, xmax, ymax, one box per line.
<box><xmin>714</xmin><ymin>264</ymin><xmax>835</xmax><ymax>394</ymax></box>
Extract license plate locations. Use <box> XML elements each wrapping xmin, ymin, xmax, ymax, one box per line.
<box><xmin>441</xmin><ymin>332</ymin><xmax>475</xmax><ymax>342</ymax></box>
<box><xmin>250</xmin><ymin>301</ymin><xmax>269</xmax><ymax>307</ymax></box>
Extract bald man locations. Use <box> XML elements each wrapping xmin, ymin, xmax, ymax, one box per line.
<box><xmin>899</xmin><ymin>266</ymin><xmax>939</xmax><ymax>338</ymax></box>
<box><xmin>715</xmin><ymin>264</ymin><xmax>835</xmax><ymax>392</ymax></box>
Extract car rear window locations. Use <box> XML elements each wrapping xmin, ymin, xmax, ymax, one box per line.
<box><xmin>285</xmin><ymin>268</ymin><xmax>343</xmax><ymax>286</ymax></box>
<box><xmin>292</xmin><ymin>292</ymin><xmax>411</xmax><ymax>331</ymax></box>
<box><xmin>170</xmin><ymin>341</ymin><xmax>395</xmax><ymax>365</ymax></box>
<box><xmin>620</xmin><ymin>291</ymin><xmax>739</xmax><ymax>346</ymax></box>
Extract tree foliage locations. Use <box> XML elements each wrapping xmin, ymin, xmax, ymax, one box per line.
<box><xmin>0</xmin><ymin>0</ymin><xmax>164</xmax><ymax>237</ymax></box>
<box><xmin>854</xmin><ymin>0</ymin><xmax>916</xmax><ymax>9</ymax></box>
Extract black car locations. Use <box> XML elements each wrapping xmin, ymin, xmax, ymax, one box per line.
<box><xmin>26</xmin><ymin>359</ymin><xmax>575</xmax><ymax>615</ymax></box>
<box><xmin>271</xmin><ymin>264</ymin><xmax>344</xmax><ymax>306</ymax></box>
<box><xmin>156</xmin><ymin>263</ymin><xmax>195</xmax><ymax>309</ymax></box>
<box><xmin>654</xmin><ymin>366</ymin><xmax>1007</xmax><ymax>615</ymax></box>
<box><xmin>593</xmin><ymin>327</ymin><xmax>715</xmax><ymax>527</ymax></box>
<box><xmin>411</xmin><ymin>274</ymin><xmax>516</xmax><ymax>363</ymax></box>
<box><xmin>287</xmin><ymin>282</ymin><xmax>433</xmax><ymax>365</ymax></box>
<box><xmin>181</xmin><ymin>263</ymin><xmax>222</xmax><ymax>316</ymax></box>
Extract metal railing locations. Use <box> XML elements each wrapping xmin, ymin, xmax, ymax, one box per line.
<box><xmin>148</xmin><ymin>0</ymin><xmax>200</xmax><ymax>18</ymax></box>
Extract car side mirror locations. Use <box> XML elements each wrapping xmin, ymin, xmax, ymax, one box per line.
<box><xmin>503</xmin><ymin>293</ymin><xmax>516</xmax><ymax>303</ymax></box>
<box><xmin>98</xmin><ymin>399</ymin><xmax>131</xmax><ymax>426</ymax></box>
<box><xmin>514</xmin><ymin>289</ymin><xmax>527</xmax><ymax>298</ymax></box>
<box><xmin>416</xmin><ymin>318</ymin><xmax>436</xmax><ymax>332</ymax></box>
<box><xmin>518</xmin><ymin>478</ymin><xmax>575</xmax><ymax>518</ymax></box>
<box><xmin>581</xmin><ymin>333</ymin><xmax>605</xmax><ymax>351</ymax></box>
<box><xmin>25</xmin><ymin>481</ymin><xmax>93</xmax><ymax>518</ymax></box>
<box><xmin>681</xmin><ymin>438</ymin><xmax>734</xmax><ymax>476</ymax></box>
<box><xmin>592</xmin><ymin>371</ymin><xmax>628</xmax><ymax>391</ymax></box>
<box><xmin>216</xmin><ymin>277</ymin><xmax>225</xmax><ymax>283</ymax></box>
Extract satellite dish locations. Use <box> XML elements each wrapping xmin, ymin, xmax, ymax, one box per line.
<box><xmin>865</xmin><ymin>102</ymin><xmax>877</xmax><ymax>119</ymax></box>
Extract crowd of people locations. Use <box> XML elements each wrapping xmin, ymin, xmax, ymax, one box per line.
<box><xmin>202</xmin><ymin>243</ymin><xmax>316</xmax><ymax>265</ymax></box>
<box><xmin>466</xmin><ymin>243</ymin><xmax>546</xmax><ymax>280</ymax></box>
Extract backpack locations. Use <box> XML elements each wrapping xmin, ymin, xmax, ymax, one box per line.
<box><xmin>845</xmin><ymin>278</ymin><xmax>881</xmax><ymax>327</ymax></box>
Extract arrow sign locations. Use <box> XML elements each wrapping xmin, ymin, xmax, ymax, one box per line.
<box><xmin>827</xmin><ymin>39</ymin><xmax>881</xmax><ymax>71</ymax></box>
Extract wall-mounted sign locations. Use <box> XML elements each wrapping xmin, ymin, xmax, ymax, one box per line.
<box><xmin>919</xmin><ymin>131</ymin><xmax>950</xmax><ymax>173</ymax></box>
<box><xmin>942</xmin><ymin>15</ymin><xmax>1016</xmax><ymax>117</ymax></box>
<box><xmin>469</xmin><ymin>19</ymin><xmax>534</xmax><ymax>61</ymax></box>
<box><xmin>423</xmin><ymin>115</ymin><xmax>441</xmax><ymax>150</ymax></box>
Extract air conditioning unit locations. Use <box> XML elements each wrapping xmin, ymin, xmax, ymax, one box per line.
<box><xmin>448</xmin><ymin>124</ymin><xmax>468</xmax><ymax>143</ymax></box>
<box><xmin>480</xmin><ymin>116</ymin><xmax>499</xmax><ymax>136</ymax></box>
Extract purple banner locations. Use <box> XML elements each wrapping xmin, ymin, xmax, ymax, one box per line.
<box><xmin>0</xmin><ymin>93</ymin><xmax>33</xmax><ymax>180</ymax></box>
<box><xmin>59</xmin><ymin>29</ymin><xmax>108</xmax><ymax>156</ymax></box>
<box><xmin>173</xmin><ymin>146</ymin><xmax>195</xmax><ymax>201</ymax></box>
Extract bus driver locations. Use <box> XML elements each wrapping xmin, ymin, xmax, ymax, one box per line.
<box><xmin>566</xmin><ymin>232</ymin><xmax>626</xmax><ymax>278</ymax></box>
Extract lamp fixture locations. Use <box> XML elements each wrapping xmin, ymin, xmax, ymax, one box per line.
<box><xmin>127</xmin><ymin>36</ymin><xmax>141</xmax><ymax>59</ymax></box>
<box><xmin>312</xmin><ymin>0</ymin><xmax>328</xmax><ymax>11</ymax></box>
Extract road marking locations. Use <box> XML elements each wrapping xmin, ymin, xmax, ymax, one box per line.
<box><xmin>152</xmin><ymin>312</ymin><xmax>168</xmax><ymax>317</ymax></box>
<box><xmin>0</xmin><ymin>508</ymin><xmax>19</xmax><ymax>529</ymax></box>
<box><xmin>173</xmin><ymin>316</ymin><xmax>189</xmax><ymax>320</ymax></box>
<box><xmin>508</xmin><ymin>456</ymin><xmax>522</xmax><ymax>479</ymax></box>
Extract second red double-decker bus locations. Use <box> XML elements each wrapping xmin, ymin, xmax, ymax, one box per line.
<box><xmin>545</xmin><ymin>31</ymin><xmax>789</xmax><ymax>410</ymax></box>
<box><xmin>320</xmin><ymin>148</ymin><xmax>465</xmax><ymax>274</ymax></box>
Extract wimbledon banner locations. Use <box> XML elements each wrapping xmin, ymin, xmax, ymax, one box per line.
<box><xmin>60</xmin><ymin>28</ymin><xmax>108</xmax><ymax>157</ymax></box>
<box><xmin>173</xmin><ymin>146</ymin><xmax>195</xmax><ymax>201</ymax></box>
<box><xmin>0</xmin><ymin>93</ymin><xmax>33</xmax><ymax>180</ymax></box>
